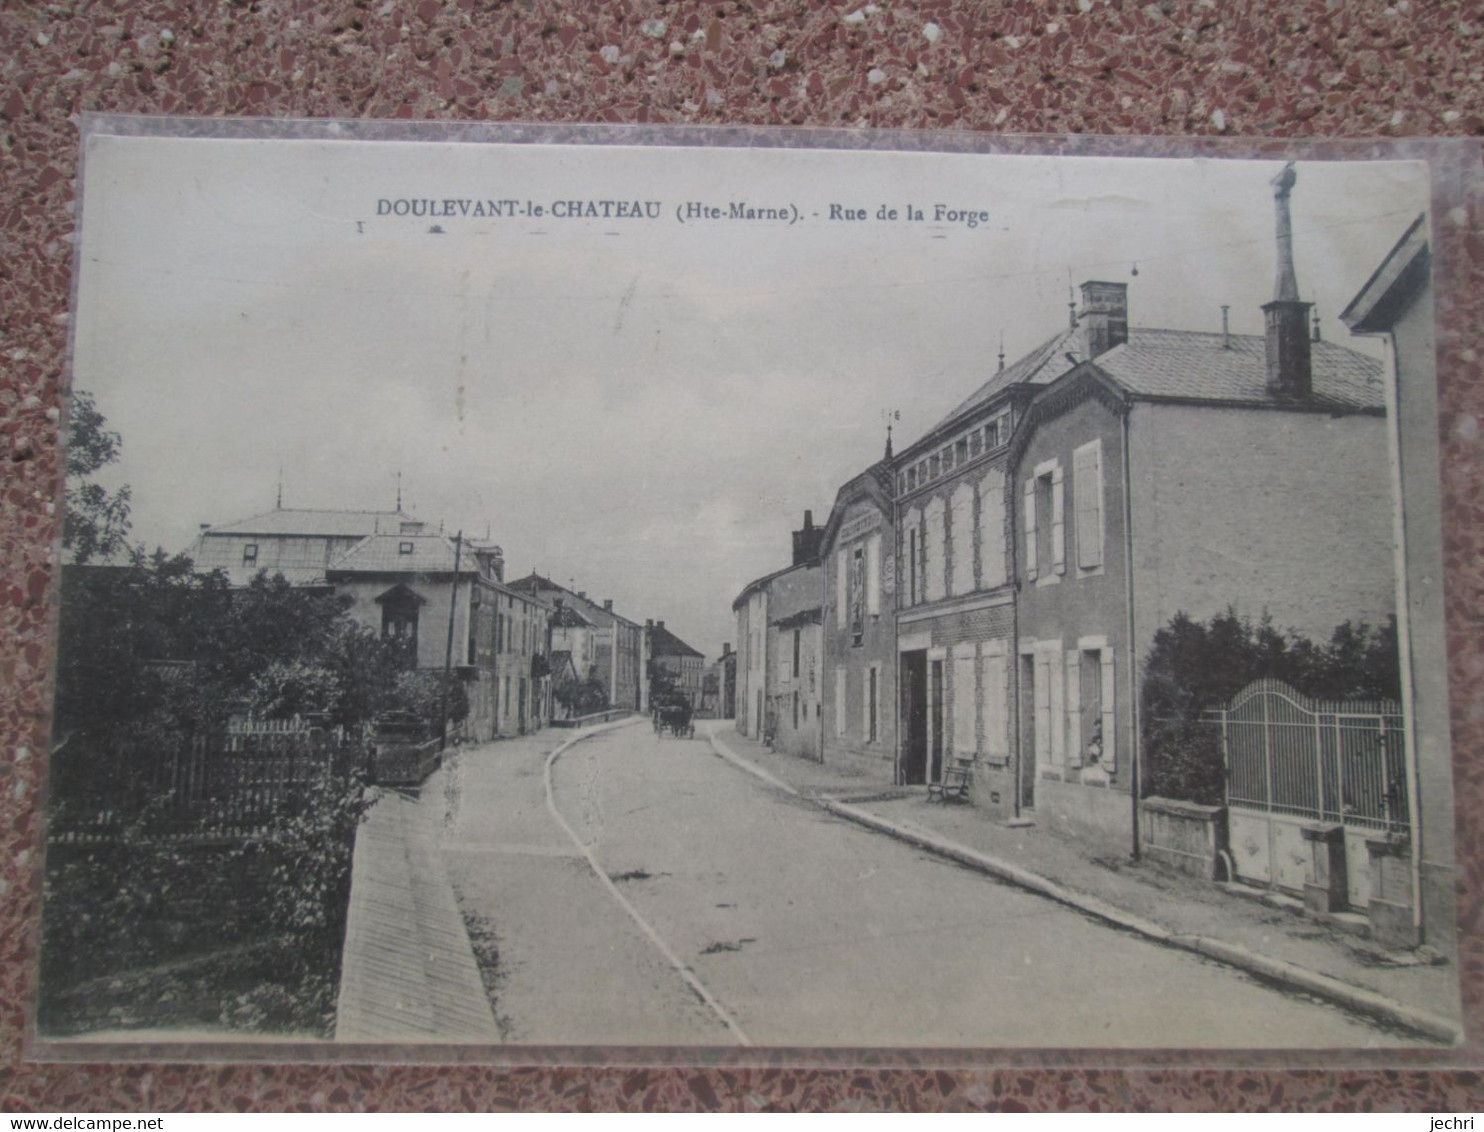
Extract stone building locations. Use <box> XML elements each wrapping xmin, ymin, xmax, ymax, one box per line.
<box><xmin>708</xmin><ymin>643</ymin><xmax>737</xmax><ymax>720</ymax></box>
<box><xmin>733</xmin><ymin>512</ymin><xmax>823</xmax><ymax>757</ymax></box>
<box><xmin>819</xmin><ymin>462</ymin><xmax>898</xmax><ymax>781</ymax></box>
<box><xmin>1342</xmin><ymin>212</ymin><xmax>1454</xmax><ymax>957</ymax></box>
<box><xmin>188</xmin><ymin>506</ymin><xmax>426</xmax><ymax>586</ymax></box>
<box><xmin>1007</xmin><ymin>169</ymin><xmax>1392</xmax><ymax>856</ymax></box>
<box><xmin>326</xmin><ymin>531</ymin><xmax>552</xmax><ymax>740</ymax></box>
<box><xmin>647</xmin><ymin>620</ymin><xmax>707</xmax><ymax>711</ymax></box>
<box><xmin>508</xmin><ymin>574</ymin><xmax>643</xmax><ymax>712</ymax></box>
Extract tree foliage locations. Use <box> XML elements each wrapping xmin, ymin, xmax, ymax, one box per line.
<box><xmin>1141</xmin><ymin>608</ymin><xmax>1401</xmax><ymax>805</ymax></box>
<box><xmin>554</xmin><ymin>674</ymin><xmax>608</xmax><ymax>717</ymax></box>
<box><xmin>62</xmin><ymin>391</ymin><xmax>134</xmax><ymax>564</ymax></box>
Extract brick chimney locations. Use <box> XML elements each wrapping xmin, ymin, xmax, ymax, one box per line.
<box><xmin>1079</xmin><ymin>281</ymin><xmax>1129</xmax><ymax>359</ymax></box>
<box><xmin>722</xmin><ymin>643</ymin><xmax>732</xmax><ymax>657</ymax></box>
<box><xmin>656</xmin><ymin>620</ymin><xmax>665</xmax><ymax>631</ymax></box>
<box><xmin>603</xmin><ymin>598</ymin><xmax>613</xmax><ymax>612</ymax></box>
<box><xmin>1262</xmin><ymin>163</ymin><xmax>1313</xmax><ymax>399</ymax></box>
<box><xmin>791</xmin><ymin>509</ymin><xmax>824</xmax><ymax>565</ymax></box>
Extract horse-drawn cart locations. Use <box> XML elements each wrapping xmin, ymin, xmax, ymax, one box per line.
<box><xmin>652</xmin><ymin>698</ymin><xmax>695</xmax><ymax>739</ymax></box>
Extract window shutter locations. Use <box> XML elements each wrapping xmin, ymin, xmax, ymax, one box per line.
<box><xmin>1051</xmin><ymin>465</ymin><xmax>1066</xmax><ymax>575</ymax></box>
<box><xmin>981</xmin><ymin>653</ymin><xmax>1008</xmax><ymax>760</ymax></box>
<box><xmin>953</xmin><ymin>652</ymin><xmax>976</xmax><ymax>757</ymax></box>
<box><xmin>836</xmin><ymin>550</ymin><xmax>848</xmax><ymax>628</ymax></box>
<box><xmin>980</xmin><ymin>471</ymin><xmax>1006</xmax><ymax>590</ymax></box>
<box><xmin>866</xmin><ymin>534</ymin><xmax>881</xmax><ymax>616</ymax></box>
<box><xmin>1048</xmin><ymin>649</ymin><xmax>1065</xmax><ymax>768</ymax></box>
<box><xmin>950</xmin><ymin>484</ymin><xmax>974</xmax><ymax>596</ymax></box>
<box><xmin>835</xmin><ymin>666</ymin><xmax>847</xmax><ymax>738</ymax></box>
<box><xmin>925</xmin><ymin>501</ymin><xmax>946</xmax><ymax>603</ymax></box>
<box><xmin>1101</xmin><ymin>651</ymin><xmax>1117</xmax><ymax>773</ymax></box>
<box><xmin>1033</xmin><ymin>655</ymin><xmax>1051</xmax><ymax>766</ymax></box>
<box><xmin>1065</xmin><ymin>650</ymin><xmax>1082</xmax><ymax>768</ymax></box>
<box><xmin>1074</xmin><ymin>442</ymin><xmax>1104</xmax><ymax>569</ymax></box>
<box><xmin>918</xmin><ymin>518</ymin><xmax>928</xmax><ymax>602</ymax></box>
<box><xmin>1023</xmin><ymin>479</ymin><xmax>1038</xmax><ymax>581</ymax></box>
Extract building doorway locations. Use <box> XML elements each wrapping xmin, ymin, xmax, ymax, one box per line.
<box><xmin>900</xmin><ymin>650</ymin><xmax>927</xmax><ymax>785</ymax></box>
<box><xmin>1018</xmin><ymin>654</ymin><xmax>1037</xmax><ymax>810</ymax></box>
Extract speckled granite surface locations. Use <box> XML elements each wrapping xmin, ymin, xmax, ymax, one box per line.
<box><xmin>3</xmin><ymin>0</ymin><xmax>1483</xmax><ymax>1113</ymax></box>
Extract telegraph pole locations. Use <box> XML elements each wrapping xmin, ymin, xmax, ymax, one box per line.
<box><xmin>440</xmin><ymin>530</ymin><xmax>464</xmax><ymax>751</ymax></box>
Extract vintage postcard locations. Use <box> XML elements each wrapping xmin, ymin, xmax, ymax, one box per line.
<box><xmin>36</xmin><ymin>118</ymin><xmax>1464</xmax><ymax>1057</ymax></box>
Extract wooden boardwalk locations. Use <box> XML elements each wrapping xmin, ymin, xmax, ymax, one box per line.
<box><xmin>334</xmin><ymin>781</ymin><xmax>501</xmax><ymax>1043</ymax></box>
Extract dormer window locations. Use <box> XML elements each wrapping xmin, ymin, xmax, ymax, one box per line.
<box><xmin>242</xmin><ymin>544</ymin><xmax>258</xmax><ymax>566</ymax></box>
<box><xmin>399</xmin><ymin>541</ymin><xmax>414</xmax><ymax>555</ymax></box>
<box><xmin>985</xmin><ymin>412</ymin><xmax>1009</xmax><ymax>450</ymax></box>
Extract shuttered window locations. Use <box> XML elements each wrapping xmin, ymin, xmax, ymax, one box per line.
<box><xmin>1027</xmin><ymin>460</ymin><xmax>1065</xmax><ymax>583</ymax></box>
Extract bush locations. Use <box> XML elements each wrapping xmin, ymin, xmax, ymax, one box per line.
<box><xmin>386</xmin><ymin>669</ymin><xmax>470</xmax><ymax>731</ymax></box>
<box><xmin>39</xmin><ymin>764</ymin><xmax>371</xmax><ymax>1038</ymax></box>
<box><xmin>554</xmin><ymin>675</ymin><xmax>608</xmax><ymax>717</ymax></box>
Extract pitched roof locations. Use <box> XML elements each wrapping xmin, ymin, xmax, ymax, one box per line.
<box><xmin>1341</xmin><ymin>214</ymin><xmax>1430</xmax><ymax>335</ymax></box>
<box><xmin>327</xmin><ymin>532</ymin><xmax>473</xmax><ymax>575</ymax></box>
<box><xmin>1095</xmin><ymin>328</ymin><xmax>1384</xmax><ymax>410</ymax></box>
<box><xmin>732</xmin><ymin>558</ymin><xmax>814</xmax><ymax>610</ymax></box>
<box><xmin>928</xmin><ymin>327</ymin><xmax>1081</xmax><ymax>435</ymax></box>
<box><xmin>551</xmin><ymin>603</ymin><xmax>594</xmax><ymax>628</ymax></box>
<box><xmin>200</xmin><ymin>508</ymin><xmax>427</xmax><ymax>538</ymax></box>
<box><xmin>649</xmin><ymin>623</ymin><xmax>704</xmax><ymax>659</ymax></box>
<box><xmin>507</xmin><ymin>573</ymin><xmax>637</xmax><ymax>628</ymax></box>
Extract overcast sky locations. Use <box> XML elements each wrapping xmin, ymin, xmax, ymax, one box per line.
<box><xmin>72</xmin><ymin>133</ymin><xmax>1429</xmax><ymax>660</ymax></box>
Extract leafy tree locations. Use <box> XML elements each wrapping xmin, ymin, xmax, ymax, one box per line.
<box><xmin>554</xmin><ymin>675</ymin><xmax>608</xmax><ymax>717</ymax></box>
<box><xmin>1141</xmin><ymin>608</ymin><xmax>1401</xmax><ymax>805</ymax></box>
<box><xmin>62</xmin><ymin>391</ymin><xmax>133</xmax><ymax>564</ymax></box>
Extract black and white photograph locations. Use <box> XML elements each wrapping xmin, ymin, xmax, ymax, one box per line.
<box><xmin>37</xmin><ymin>119</ymin><xmax>1460</xmax><ymax>1053</ymax></box>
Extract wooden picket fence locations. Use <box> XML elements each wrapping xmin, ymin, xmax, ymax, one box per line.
<box><xmin>48</xmin><ymin>717</ymin><xmax>365</xmax><ymax>842</ymax></box>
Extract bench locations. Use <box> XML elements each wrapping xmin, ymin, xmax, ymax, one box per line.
<box><xmin>927</xmin><ymin>757</ymin><xmax>974</xmax><ymax>803</ymax></box>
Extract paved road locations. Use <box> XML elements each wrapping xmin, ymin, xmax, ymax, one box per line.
<box><xmin>440</xmin><ymin>720</ymin><xmax>1418</xmax><ymax>1049</ymax></box>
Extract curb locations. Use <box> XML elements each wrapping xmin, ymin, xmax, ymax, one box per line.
<box><xmin>705</xmin><ymin>727</ymin><xmax>1461</xmax><ymax>1046</ymax></box>
<box><xmin>336</xmin><ymin>717</ymin><xmax>645</xmax><ymax>1044</ymax></box>
<box><xmin>821</xmin><ymin>799</ymin><xmax>1462</xmax><ymax>1046</ymax></box>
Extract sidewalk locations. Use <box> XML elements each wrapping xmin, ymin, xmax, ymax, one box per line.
<box><xmin>705</xmin><ymin>722</ymin><xmax>1463</xmax><ymax>1044</ymax></box>
<box><xmin>335</xmin><ymin>717</ymin><xmax>646</xmax><ymax>1043</ymax></box>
